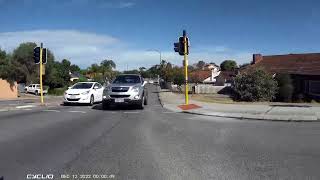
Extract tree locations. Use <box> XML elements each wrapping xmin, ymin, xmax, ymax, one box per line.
<box><xmin>11</xmin><ymin>42</ymin><xmax>38</xmax><ymax>83</ymax></box>
<box><xmin>275</xmin><ymin>74</ymin><xmax>294</xmax><ymax>102</ymax></box>
<box><xmin>100</xmin><ymin>59</ymin><xmax>116</xmax><ymax>82</ymax></box>
<box><xmin>220</xmin><ymin>60</ymin><xmax>238</xmax><ymax>71</ymax></box>
<box><xmin>70</xmin><ymin>64</ymin><xmax>80</xmax><ymax>73</ymax></box>
<box><xmin>196</xmin><ymin>60</ymin><xmax>206</xmax><ymax>70</ymax></box>
<box><xmin>233</xmin><ymin>68</ymin><xmax>278</xmax><ymax>102</ymax></box>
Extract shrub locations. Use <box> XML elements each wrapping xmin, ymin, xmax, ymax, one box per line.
<box><xmin>233</xmin><ymin>68</ymin><xmax>278</xmax><ymax>101</ymax></box>
<box><xmin>48</xmin><ymin>87</ymin><xmax>68</xmax><ymax>96</ymax></box>
<box><xmin>275</xmin><ymin>74</ymin><xmax>294</xmax><ymax>102</ymax></box>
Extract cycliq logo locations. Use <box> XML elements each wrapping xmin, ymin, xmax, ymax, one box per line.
<box><xmin>26</xmin><ymin>174</ymin><xmax>54</xmax><ymax>179</ymax></box>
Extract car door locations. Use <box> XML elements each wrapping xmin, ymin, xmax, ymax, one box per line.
<box><xmin>97</xmin><ymin>83</ymin><xmax>103</xmax><ymax>101</ymax></box>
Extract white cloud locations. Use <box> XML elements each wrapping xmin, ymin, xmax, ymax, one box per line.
<box><xmin>0</xmin><ymin>29</ymin><xmax>252</xmax><ymax>70</ymax></box>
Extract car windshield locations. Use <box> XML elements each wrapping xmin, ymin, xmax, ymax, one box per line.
<box><xmin>71</xmin><ymin>83</ymin><xmax>93</xmax><ymax>89</ymax></box>
<box><xmin>113</xmin><ymin>75</ymin><xmax>141</xmax><ymax>84</ymax></box>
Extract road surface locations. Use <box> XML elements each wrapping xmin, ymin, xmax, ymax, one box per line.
<box><xmin>1</xmin><ymin>85</ymin><xmax>320</xmax><ymax>179</ymax></box>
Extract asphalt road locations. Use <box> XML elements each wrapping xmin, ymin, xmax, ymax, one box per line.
<box><xmin>1</xmin><ymin>84</ymin><xmax>320</xmax><ymax>180</ymax></box>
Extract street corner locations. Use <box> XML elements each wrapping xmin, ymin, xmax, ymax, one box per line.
<box><xmin>178</xmin><ymin>104</ymin><xmax>202</xmax><ymax>110</ymax></box>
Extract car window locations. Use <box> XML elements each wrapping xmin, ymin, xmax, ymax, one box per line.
<box><xmin>113</xmin><ymin>75</ymin><xmax>141</xmax><ymax>84</ymax></box>
<box><xmin>36</xmin><ymin>85</ymin><xmax>40</xmax><ymax>88</ymax></box>
<box><xmin>72</xmin><ymin>83</ymin><xmax>93</xmax><ymax>89</ymax></box>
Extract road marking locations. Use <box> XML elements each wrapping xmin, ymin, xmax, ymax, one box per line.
<box><xmin>68</xmin><ymin>110</ymin><xmax>87</xmax><ymax>114</ymax></box>
<box><xmin>0</xmin><ymin>109</ymin><xmax>9</xmax><ymax>112</ymax></box>
<box><xmin>16</xmin><ymin>105</ymin><xmax>35</xmax><ymax>109</ymax></box>
<box><xmin>163</xmin><ymin>111</ymin><xmax>176</xmax><ymax>114</ymax></box>
<box><xmin>43</xmin><ymin>109</ymin><xmax>61</xmax><ymax>112</ymax></box>
<box><xmin>123</xmin><ymin>111</ymin><xmax>140</xmax><ymax>114</ymax></box>
<box><xmin>23</xmin><ymin>108</ymin><xmax>32</xmax><ymax>111</ymax></box>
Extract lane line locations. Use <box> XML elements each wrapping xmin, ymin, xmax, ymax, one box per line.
<box><xmin>42</xmin><ymin>109</ymin><xmax>61</xmax><ymax>112</ymax></box>
<box><xmin>16</xmin><ymin>105</ymin><xmax>35</xmax><ymax>109</ymax></box>
<box><xmin>68</xmin><ymin>110</ymin><xmax>87</xmax><ymax>114</ymax></box>
<box><xmin>123</xmin><ymin>111</ymin><xmax>140</xmax><ymax>114</ymax></box>
<box><xmin>163</xmin><ymin>111</ymin><xmax>176</xmax><ymax>114</ymax></box>
<box><xmin>0</xmin><ymin>109</ymin><xmax>9</xmax><ymax>112</ymax></box>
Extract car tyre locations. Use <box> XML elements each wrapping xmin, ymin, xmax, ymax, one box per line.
<box><xmin>35</xmin><ymin>91</ymin><xmax>39</xmax><ymax>96</ymax></box>
<box><xmin>138</xmin><ymin>96</ymin><xmax>145</xmax><ymax>109</ymax></box>
<box><xmin>144</xmin><ymin>94</ymin><xmax>148</xmax><ymax>105</ymax></box>
<box><xmin>89</xmin><ymin>95</ymin><xmax>94</xmax><ymax>106</ymax></box>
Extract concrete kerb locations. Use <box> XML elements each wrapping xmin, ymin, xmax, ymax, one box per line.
<box><xmin>182</xmin><ymin>111</ymin><xmax>319</xmax><ymax>122</ymax></box>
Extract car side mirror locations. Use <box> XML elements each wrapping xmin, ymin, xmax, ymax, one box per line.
<box><xmin>143</xmin><ymin>81</ymin><xmax>147</xmax><ymax>86</ymax></box>
<box><xmin>68</xmin><ymin>86</ymin><xmax>71</xmax><ymax>89</ymax></box>
<box><xmin>94</xmin><ymin>86</ymin><xmax>99</xmax><ymax>89</ymax></box>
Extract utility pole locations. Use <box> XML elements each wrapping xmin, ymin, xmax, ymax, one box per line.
<box><xmin>174</xmin><ymin>30</ymin><xmax>190</xmax><ymax>105</ymax></box>
<box><xmin>39</xmin><ymin>43</ymin><xmax>44</xmax><ymax>104</ymax></box>
<box><xmin>34</xmin><ymin>43</ymin><xmax>47</xmax><ymax>105</ymax></box>
<box><xmin>183</xmin><ymin>30</ymin><xmax>189</xmax><ymax>105</ymax></box>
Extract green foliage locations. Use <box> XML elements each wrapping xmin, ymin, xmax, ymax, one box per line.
<box><xmin>233</xmin><ymin>68</ymin><xmax>278</xmax><ymax>102</ymax></box>
<box><xmin>220</xmin><ymin>60</ymin><xmax>238</xmax><ymax>71</ymax></box>
<box><xmin>48</xmin><ymin>87</ymin><xmax>68</xmax><ymax>96</ymax></box>
<box><xmin>11</xmin><ymin>42</ymin><xmax>38</xmax><ymax>83</ymax></box>
<box><xmin>275</xmin><ymin>73</ymin><xmax>294</xmax><ymax>102</ymax></box>
<box><xmin>196</xmin><ymin>60</ymin><xmax>206</xmax><ymax>69</ymax></box>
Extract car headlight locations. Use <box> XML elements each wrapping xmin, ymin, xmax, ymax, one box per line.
<box><xmin>132</xmin><ymin>86</ymin><xmax>139</xmax><ymax>93</ymax></box>
<box><xmin>81</xmin><ymin>90</ymin><xmax>90</xmax><ymax>95</ymax></box>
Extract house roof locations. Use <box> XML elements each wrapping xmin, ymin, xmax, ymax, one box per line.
<box><xmin>251</xmin><ymin>53</ymin><xmax>320</xmax><ymax>76</ymax></box>
<box><xmin>189</xmin><ymin>70</ymin><xmax>212</xmax><ymax>82</ymax></box>
<box><xmin>217</xmin><ymin>71</ymin><xmax>237</xmax><ymax>81</ymax></box>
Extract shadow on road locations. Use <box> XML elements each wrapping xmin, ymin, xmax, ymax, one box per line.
<box><xmin>92</xmin><ymin>104</ymin><xmax>142</xmax><ymax>111</ymax></box>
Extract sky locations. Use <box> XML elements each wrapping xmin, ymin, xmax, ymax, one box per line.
<box><xmin>0</xmin><ymin>0</ymin><xmax>320</xmax><ymax>70</ymax></box>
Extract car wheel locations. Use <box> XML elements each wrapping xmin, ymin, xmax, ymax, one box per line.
<box><xmin>138</xmin><ymin>96</ymin><xmax>145</xmax><ymax>109</ymax></box>
<box><xmin>102</xmin><ymin>102</ymin><xmax>109</xmax><ymax>110</ymax></box>
<box><xmin>144</xmin><ymin>94</ymin><xmax>148</xmax><ymax>105</ymax></box>
<box><xmin>35</xmin><ymin>91</ymin><xmax>39</xmax><ymax>96</ymax></box>
<box><xmin>89</xmin><ymin>95</ymin><xmax>94</xmax><ymax>106</ymax></box>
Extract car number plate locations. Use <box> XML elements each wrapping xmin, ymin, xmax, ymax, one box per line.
<box><xmin>70</xmin><ymin>95</ymin><xmax>77</xmax><ymax>99</ymax></box>
<box><xmin>115</xmin><ymin>98</ymin><xmax>124</xmax><ymax>103</ymax></box>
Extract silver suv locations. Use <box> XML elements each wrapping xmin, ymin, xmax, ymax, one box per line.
<box><xmin>102</xmin><ymin>74</ymin><xmax>148</xmax><ymax>109</ymax></box>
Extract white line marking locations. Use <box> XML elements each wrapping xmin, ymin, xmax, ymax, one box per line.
<box><xmin>16</xmin><ymin>105</ymin><xmax>35</xmax><ymax>109</ymax></box>
<box><xmin>123</xmin><ymin>111</ymin><xmax>140</xmax><ymax>114</ymax></box>
<box><xmin>43</xmin><ymin>109</ymin><xmax>61</xmax><ymax>112</ymax></box>
<box><xmin>163</xmin><ymin>112</ymin><xmax>176</xmax><ymax>114</ymax></box>
<box><xmin>68</xmin><ymin>110</ymin><xmax>86</xmax><ymax>113</ymax></box>
<box><xmin>0</xmin><ymin>109</ymin><xmax>9</xmax><ymax>112</ymax></box>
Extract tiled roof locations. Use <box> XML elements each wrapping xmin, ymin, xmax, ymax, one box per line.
<box><xmin>189</xmin><ymin>70</ymin><xmax>211</xmax><ymax>81</ymax></box>
<box><xmin>252</xmin><ymin>53</ymin><xmax>320</xmax><ymax>75</ymax></box>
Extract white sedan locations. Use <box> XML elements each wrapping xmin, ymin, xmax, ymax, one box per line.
<box><xmin>63</xmin><ymin>82</ymin><xmax>104</xmax><ymax>105</ymax></box>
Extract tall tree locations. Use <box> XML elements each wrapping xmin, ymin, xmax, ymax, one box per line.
<box><xmin>220</xmin><ymin>60</ymin><xmax>238</xmax><ymax>71</ymax></box>
<box><xmin>11</xmin><ymin>42</ymin><xmax>38</xmax><ymax>83</ymax></box>
<box><xmin>196</xmin><ymin>60</ymin><xmax>206</xmax><ymax>70</ymax></box>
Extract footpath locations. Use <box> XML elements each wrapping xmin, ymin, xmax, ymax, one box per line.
<box><xmin>158</xmin><ymin>89</ymin><xmax>320</xmax><ymax>122</ymax></box>
<box><xmin>0</xmin><ymin>95</ymin><xmax>62</xmax><ymax>111</ymax></box>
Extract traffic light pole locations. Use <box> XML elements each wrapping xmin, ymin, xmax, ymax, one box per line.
<box><xmin>183</xmin><ymin>31</ymin><xmax>189</xmax><ymax>105</ymax></box>
<box><xmin>39</xmin><ymin>43</ymin><xmax>44</xmax><ymax>104</ymax></box>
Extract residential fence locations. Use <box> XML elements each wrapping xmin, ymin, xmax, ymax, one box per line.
<box><xmin>169</xmin><ymin>83</ymin><xmax>227</xmax><ymax>94</ymax></box>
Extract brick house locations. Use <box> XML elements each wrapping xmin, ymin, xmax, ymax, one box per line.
<box><xmin>251</xmin><ymin>53</ymin><xmax>320</xmax><ymax>99</ymax></box>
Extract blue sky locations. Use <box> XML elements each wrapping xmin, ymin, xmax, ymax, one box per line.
<box><xmin>0</xmin><ymin>0</ymin><xmax>320</xmax><ymax>70</ymax></box>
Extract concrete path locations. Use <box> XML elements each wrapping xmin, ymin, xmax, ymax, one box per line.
<box><xmin>159</xmin><ymin>90</ymin><xmax>320</xmax><ymax>121</ymax></box>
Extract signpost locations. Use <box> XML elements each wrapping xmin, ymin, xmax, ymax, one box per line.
<box><xmin>34</xmin><ymin>43</ymin><xmax>47</xmax><ymax>105</ymax></box>
<box><xmin>174</xmin><ymin>30</ymin><xmax>190</xmax><ymax>105</ymax></box>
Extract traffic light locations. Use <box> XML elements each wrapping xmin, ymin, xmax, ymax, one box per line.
<box><xmin>42</xmin><ymin>48</ymin><xmax>47</xmax><ymax>64</ymax></box>
<box><xmin>174</xmin><ymin>37</ymin><xmax>189</xmax><ymax>56</ymax></box>
<box><xmin>34</xmin><ymin>47</ymin><xmax>40</xmax><ymax>64</ymax></box>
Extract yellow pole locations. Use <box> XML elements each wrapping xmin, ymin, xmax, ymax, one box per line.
<box><xmin>39</xmin><ymin>44</ymin><xmax>44</xmax><ymax>104</ymax></box>
<box><xmin>184</xmin><ymin>36</ymin><xmax>189</xmax><ymax>105</ymax></box>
